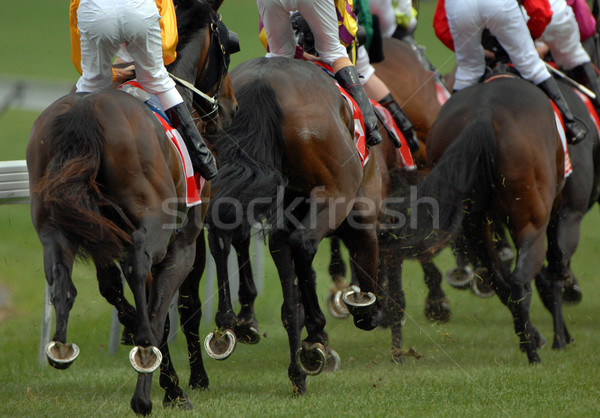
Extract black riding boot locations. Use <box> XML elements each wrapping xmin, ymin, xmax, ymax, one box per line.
<box><xmin>335</xmin><ymin>66</ymin><xmax>383</xmax><ymax>146</ymax></box>
<box><xmin>166</xmin><ymin>102</ymin><xmax>218</xmax><ymax>180</ymax></box>
<box><xmin>379</xmin><ymin>93</ymin><xmax>420</xmax><ymax>152</ymax></box>
<box><xmin>537</xmin><ymin>78</ymin><xmax>587</xmax><ymax>144</ymax></box>
<box><xmin>571</xmin><ymin>62</ymin><xmax>600</xmax><ymax>113</ymax></box>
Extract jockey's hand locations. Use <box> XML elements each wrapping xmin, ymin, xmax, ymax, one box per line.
<box><xmin>301</xmin><ymin>51</ymin><xmax>319</xmax><ymax>62</ymax></box>
<box><xmin>114</xmin><ymin>65</ymin><xmax>135</xmax><ymax>84</ymax></box>
<box><xmin>534</xmin><ymin>40</ymin><xmax>549</xmax><ymax>60</ymax></box>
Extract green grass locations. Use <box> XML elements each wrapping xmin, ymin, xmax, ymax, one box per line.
<box><xmin>1</xmin><ymin>1</ymin><xmax>598</xmax><ymax>417</ymax></box>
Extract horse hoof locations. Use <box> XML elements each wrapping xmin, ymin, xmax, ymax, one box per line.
<box><xmin>498</xmin><ymin>246</ymin><xmax>515</xmax><ymax>263</ymax></box>
<box><xmin>445</xmin><ymin>266</ymin><xmax>473</xmax><ymax>290</ymax></box>
<box><xmin>204</xmin><ymin>329</ymin><xmax>236</xmax><ymax>360</ymax></box>
<box><xmin>45</xmin><ymin>341</ymin><xmax>80</xmax><ymax>369</ymax></box>
<box><xmin>342</xmin><ymin>287</ymin><xmax>379</xmax><ymax>330</ymax></box>
<box><xmin>323</xmin><ymin>348</ymin><xmax>341</xmax><ymax>373</ymax></box>
<box><xmin>471</xmin><ymin>275</ymin><xmax>495</xmax><ymax>298</ymax></box>
<box><xmin>295</xmin><ymin>342</ymin><xmax>327</xmax><ymax>376</ymax></box>
<box><xmin>235</xmin><ymin>323</ymin><xmax>261</xmax><ymax>345</ymax></box>
<box><xmin>163</xmin><ymin>391</ymin><xmax>194</xmax><ymax>410</ymax></box>
<box><xmin>129</xmin><ymin>345</ymin><xmax>162</xmax><ymax>374</ymax></box>
<box><xmin>424</xmin><ymin>297</ymin><xmax>451</xmax><ymax>323</ymax></box>
<box><xmin>327</xmin><ymin>290</ymin><xmax>350</xmax><ymax>319</ymax></box>
<box><xmin>562</xmin><ymin>283</ymin><xmax>583</xmax><ymax>305</ymax></box>
<box><xmin>131</xmin><ymin>397</ymin><xmax>152</xmax><ymax>416</ymax></box>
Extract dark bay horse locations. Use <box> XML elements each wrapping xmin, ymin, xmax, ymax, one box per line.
<box><xmin>379</xmin><ymin>76</ymin><xmax>565</xmax><ymax>363</ymax></box>
<box><xmin>532</xmin><ymin>78</ymin><xmax>600</xmax><ymax>348</ymax></box>
<box><xmin>327</xmin><ymin>38</ymin><xmax>452</xmax><ymax>361</ymax></box>
<box><xmin>26</xmin><ymin>0</ymin><xmax>237</xmax><ymax>414</ymax></box>
<box><xmin>204</xmin><ymin>56</ymin><xmax>383</xmax><ymax>394</ymax></box>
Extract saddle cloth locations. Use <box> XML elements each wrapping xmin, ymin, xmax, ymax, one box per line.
<box><xmin>119</xmin><ymin>80</ymin><xmax>204</xmax><ymax>207</ymax></box>
<box><xmin>312</xmin><ymin>61</ymin><xmax>417</xmax><ymax>169</ymax></box>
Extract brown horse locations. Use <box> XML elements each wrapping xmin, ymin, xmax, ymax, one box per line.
<box><xmin>379</xmin><ymin>76</ymin><xmax>565</xmax><ymax>363</ymax></box>
<box><xmin>26</xmin><ymin>0</ymin><xmax>237</xmax><ymax>414</ymax></box>
<box><xmin>204</xmin><ymin>56</ymin><xmax>382</xmax><ymax>394</ymax></box>
<box><xmin>327</xmin><ymin>38</ymin><xmax>452</xmax><ymax>361</ymax></box>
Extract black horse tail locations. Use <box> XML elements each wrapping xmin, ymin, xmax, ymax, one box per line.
<box><xmin>207</xmin><ymin>78</ymin><xmax>288</xmax><ymax>235</ymax></box>
<box><xmin>380</xmin><ymin>119</ymin><xmax>497</xmax><ymax>257</ymax></box>
<box><xmin>33</xmin><ymin>98</ymin><xmax>130</xmax><ymax>266</ymax></box>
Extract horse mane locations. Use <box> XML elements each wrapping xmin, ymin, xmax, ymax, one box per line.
<box><xmin>174</xmin><ymin>0</ymin><xmax>212</xmax><ymax>53</ymax></box>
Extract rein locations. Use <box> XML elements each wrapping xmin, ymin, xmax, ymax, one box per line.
<box><xmin>170</xmin><ymin>12</ymin><xmax>237</xmax><ymax>122</ymax></box>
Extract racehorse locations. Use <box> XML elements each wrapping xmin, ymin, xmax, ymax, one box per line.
<box><xmin>326</xmin><ymin>37</ymin><xmax>452</xmax><ymax>361</ymax></box>
<box><xmin>204</xmin><ymin>56</ymin><xmax>383</xmax><ymax>394</ymax></box>
<box><xmin>378</xmin><ymin>76</ymin><xmax>566</xmax><ymax>363</ymax></box>
<box><xmin>26</xmin><ymin>0</ymin><xmax>237</xmax><ymax>414</ymax></box>
<box><xmin>532</xmin><ymin>77</ymin><xmax>600</xmax><ymax>347</ymax></box>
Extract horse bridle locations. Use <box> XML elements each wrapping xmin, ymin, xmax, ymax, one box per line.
<box><xmin>172</xmin><ymin>11</ymin><xmax>239</xmax><ymax>122</ymax></box>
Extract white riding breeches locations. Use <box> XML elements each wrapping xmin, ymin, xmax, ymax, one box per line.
<box><xmin>355</xmin><ymin>46</ymin><xmax>376</xmax><ymax>85</ymax></box>
<box><xmin>76</xmin><ymin>0</ymin><xmax>181</xmax><ymax>109</ymax></box>
<box><xmin>537</xmin><ymin>0</ymin><xmax>591</xmax><ymax>70</ymax></box>
<box><xmin>445</xmin><ymin>0</ymin><xmax>550</xmax><ymax>90</ymax></box>
<box><xmin>256</xmin><ymin>0</ymin><xmax>350</xmax><ymax>64</ymax></box>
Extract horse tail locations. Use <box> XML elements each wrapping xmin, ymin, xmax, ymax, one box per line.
<box><xmin>33</xmin><ymin>98</ymin><xmax>130</xmax><ymax>266</ymax></box>
<box><xmin>208</xmin><ymin>78</ymin><xmax>287</xmax><ymax>234</ymax></box>
<box><xmin>382</xmin><ymin>119</ymin><xmax>497</xmax><ymax>257</ymax></box>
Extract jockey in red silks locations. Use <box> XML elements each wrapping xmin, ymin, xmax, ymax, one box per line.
<box><xmin>433</xmin><ymin>0</ymin><xmax>586</xmax><ymax>144</ymax></box>
<box><xmin>530</xmin><ymin>0</ymin><xmax>600</xmax><ymax>114</ymax></box>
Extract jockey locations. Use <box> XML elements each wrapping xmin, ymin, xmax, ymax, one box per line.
<box><xmin>369</xmin><ymin>0</ymin><xmax>417</xmax><ymax>40</ymax></box>
<box><xmin>567</xmin><ymin>0</ymin><xmax>597</xmax><ymax>42</ymax></box>
<box><xmin>531</xmin><ymin>0</ymin><xmax>600</xmax><ymax>114</ymax></box>
<box><xmin>434</xmin><ymin>0</ymin><xmax>586</xmax><ymax>144</ymax></box>
<box><xmin>69</xmin><ymin>0</ymin><xmax>218</xmax><ymax>180</ymax></box>
<box><xmin>354</xmin><ymin>0</ymin><xmax>420</xmax><ymax>150</ymax></box>
<box><xmin>256</xmin><ymin>0</ymin><xmax>383</xmax><ymax>146</ymax></box>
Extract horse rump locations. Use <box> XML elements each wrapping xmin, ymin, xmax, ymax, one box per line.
<box><xmin>29</xmin><ymin>96</ymin><xmax>130</xmax><ymax>266</ymax></box>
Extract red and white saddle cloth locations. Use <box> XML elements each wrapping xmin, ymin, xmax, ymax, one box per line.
<box><xmin>435</xmin><ymin>78</ymin><xmax>451</xmax><ymax>106</ymax></box>
<box><xmin>119</xmin><ymin>80</ymin><xmax>204</xmax><ymax>207</ymax></box>
<box><xmin>551</xmin><ymin>101</ymin><xmax>573</xmax><ymax>178</ymax></box>
<box><xmin>313</xmin><ymin>61</ymin><xmax>416</xmax><ymax>170</ymax></box>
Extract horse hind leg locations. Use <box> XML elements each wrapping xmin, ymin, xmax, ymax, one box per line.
<box><xmin>326</xmin><ymin>236</ymin><xmax>350</xmax><ymax>319</ymax></box>
<box><xmin>40</xmin><ymin>229</ymin><xmax>80</xmax><ymax>369</ymax></box>
<box><xmin>421</xmin><ymin>259</ymin><xmax>451</xmax><ymax>322</ymax></box>
<box><xmin>97</xmin><ymin>264</ymin><xmax>137</xmax><ymax>345</ymax></box>
<box><xmin>269</xmin><ymin>228</ymin><xmax>306</xmax><ymax>394</ymax></box>
<box><xmin>498</xmin><ymin>235</ymin><xmax>547</xmax><ymax>363</ymax></box>
<box><xmin>534</xmin><ymin>268</ymin><xmax>572</xmax><ymax>349</ymax></box>
<box><xmin>232</xmin><ymin>233</ymin><xmax>261</xmax><ymax>345</ymax></box>
<box><xmin>178</xmin><ymin>233</ymin><xmax>209</xmax><ymax>390</ymax></box>
<box><xmin>160</xmin><ymin>312</ymin><xmax>193</xmax><ymax>409</ymax></box>
<box><xmin>205</xmin><ymin>227</ymin><xmax>238</xmax><ymax>360</ymax></box>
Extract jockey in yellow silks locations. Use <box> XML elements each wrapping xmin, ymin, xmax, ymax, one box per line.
<box><xmin>70</xmin><ymin>0</ymin><xmax>178</xmax><ymax>77</ymax></box>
